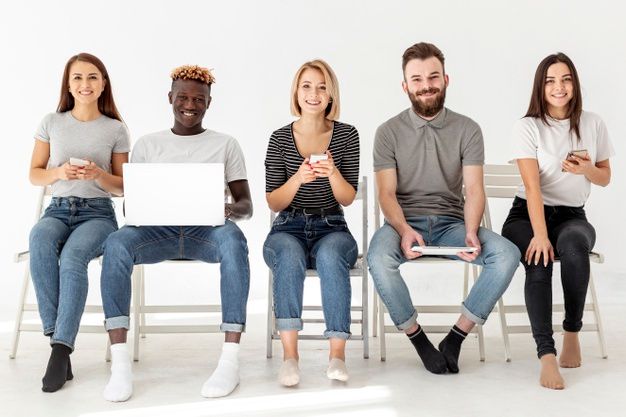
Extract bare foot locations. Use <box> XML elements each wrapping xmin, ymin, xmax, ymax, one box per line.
<box><xmin>540</xmin><ymin>354</ymin><xmax>565</xmax><ymax>390</ymax></box>
<box><xmin>559</xmin><ymin>331</ymin><xmax>582</xmax><ymax>368</ymax></box>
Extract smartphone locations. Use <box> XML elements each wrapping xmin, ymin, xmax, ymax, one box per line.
<box><xmin>567</xmin><ymin>149</ymin><xmax>589</xmax><ymax>163</ymax></box>
<box><xmin>309</xmin><ymin>154</ymin><xmax>328</xmax><ymax>164</ymax></box>
<box><xmin>69</xmin><ymin>157</ymin><xmax>89</xmax><ymax>166</ymax></box>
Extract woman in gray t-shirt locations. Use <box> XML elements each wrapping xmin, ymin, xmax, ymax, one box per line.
<box><xmin>28</xmin><ymin>53</ymin><xmax>130</xmax><ymax>392</ymax></box>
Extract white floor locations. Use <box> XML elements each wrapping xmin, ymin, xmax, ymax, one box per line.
<box><xmin>2</xmin><ymin>272</ymin><xmax>626</xmax><ymax>417</ymax></box>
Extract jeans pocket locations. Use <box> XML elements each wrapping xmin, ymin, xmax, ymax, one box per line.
<box><xmin>272</xmin><ymin>213</ymin><xmax>290</xmax><ymax>227</ymax></box>
<box><xmin>85</xmin><ymin>198</ymin><xmax>113</xmax><ymax>210</ymax></box>
<box><xmin>324</xmin><ymin>214</ymin><xmax>347</xmax><ymax>227</ymax></box>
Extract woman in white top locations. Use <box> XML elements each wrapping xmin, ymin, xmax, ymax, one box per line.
<box><xmin>502</xmin><ymin>52</ymin><xmax>614</xmax><ymax>390</ymax></box>
<box><xmin>28</xmin><ymin>53</ymin><xmax>130</xmax><ymax>392</ymax></box>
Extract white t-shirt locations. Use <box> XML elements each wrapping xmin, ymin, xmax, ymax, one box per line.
<box><xmin>511</xmin><ymin>111</ymin><xmax>614</xmax><ymax>206</ymax></box>
<box><xmin>131</xmin><ymin>129</ymin><xmax>247</xmax><ymax>192</ymax></box>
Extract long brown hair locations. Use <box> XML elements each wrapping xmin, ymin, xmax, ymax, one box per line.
<box><xmin>525</xmin><ymin>52</ymin><xmax>582</xmax><ymax>139</ymax></box>
<box><xmin>57</xmin><ymin>53</ymin><xmax>123</xmax><ymax>121</ymax></box>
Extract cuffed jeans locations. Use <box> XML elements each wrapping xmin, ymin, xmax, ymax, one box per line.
<box><xmin>368</xmin><ymin>215</ymin><xmax>520</xmax><ymax>331</ymax></box>
<box><xmin>502</xmin><ymin>196</ymin><xmax>596</xmax><ymax>358</ymax></box>
<box><xmin>29</xmin><ymin>197</ymin><xmax>118</xmax><ymax>350</ymax></box>
<box><xmin>263</xmin><ymin>211</ymin><xmax>358</xmax><ymax>340</ymax></box>
<box><xmin>101</xmin><ymin>221</ymin><xmax>249</xmax><ymax>333</ymax></box>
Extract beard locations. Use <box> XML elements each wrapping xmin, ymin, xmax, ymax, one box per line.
<box><xmin>408</xmin><ymin>85</ymin><xmax>446</xmax><ymax>118</ymax></box>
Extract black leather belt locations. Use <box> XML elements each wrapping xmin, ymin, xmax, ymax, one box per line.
<box><xmin>287</xmin><ymin>206</ymin><xmax>343</xmax><ymax>216</ymax></box>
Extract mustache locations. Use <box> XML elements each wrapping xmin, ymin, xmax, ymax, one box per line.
<box><xmin>416</xmin><ymin>87</ymin><xmax>441</xmax><ymax>96</ymax></box>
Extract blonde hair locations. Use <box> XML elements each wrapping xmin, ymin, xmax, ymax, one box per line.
<box><xmin>290</xmin><ymin>59</ymin><xmax>340</xmax><ymax>120</ymax></box>
<box><xmin>170</xmin><ymin>65</ymin><xmax>215</xmax><ymax>85</ymax></box>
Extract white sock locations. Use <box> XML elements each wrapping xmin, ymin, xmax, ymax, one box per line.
<box><xmin>326</xmin><ymin>358</ymin><xmax>349</xmax><ymax>382</ymax></box>
<box><xmin>201</xmin><ymin>342</ymin><xmax>240</xmax><ymax>398</ymax></box>
<box><xmin>103</xmin><ymin>343</ymin><xmax>133</xmax><ymax>402</ymax></box>
<box><xmin>278</xmin><ymin>358</ymin><xmax>300</xmax><ymax>387</ymax></box>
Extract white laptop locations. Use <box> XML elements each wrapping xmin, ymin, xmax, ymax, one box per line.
<box><xmin>123</xmin><ymin>163</ymin><xmax>225</xmax><ymax>226</ymax></box>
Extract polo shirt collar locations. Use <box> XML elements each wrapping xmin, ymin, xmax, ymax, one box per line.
<box><xmin>409</xmin><ymin>107</ymin><xmax>447</xmax><ymax>129</ymax></box>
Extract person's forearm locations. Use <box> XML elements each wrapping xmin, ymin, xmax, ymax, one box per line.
<box><xmin>95</xmin><ymin>172</ymin><xmax>124</xmax><ymax>196</ymax></box>
<box><xmin>328</xmin><ymin>170</ymin><xmax>356</xmax><ymax>206</ymax></box>
<box><xmin>525</xmin><ymin>187</ymin><xmax>548</xmax><ymax>238</ymax></box>
<box><xmin>463</xmin><ymin>188</ymin><xmax>485</xmax><ymax>234</ymax></box>
<box><xmin>585</xmin><ymin>166</ymin><xmax>611</xmax><ymax>187</ymax></box>
<box><xmin>267</xmin><ymin>176</ymin><xmax>301</xmax><ymax>212</ymax></box>
<box><xmin>379</xmin><ymin>193</ymin><xmax>411</xmax><ymax>235</ymax></box>
<box><xmin>29</xmin><ymin>167</ymin><xmax>60</xmax><ymax>186</ymax></box>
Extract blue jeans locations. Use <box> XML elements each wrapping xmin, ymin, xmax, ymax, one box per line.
<box><xmin>100</xmin><ymin>221</ymin><xmax>249</xmax><ymax>332</ymax></box>
<box><xmin>368</xmin><ymin>215</ymin><xmax>520</xmax><ymax>330</ymax></box>
<box><xmin>29</xmin><ymin>197</ymin><xmax>118</xmax><ymax>350</ymax></box>
<box><xmin>263</xmin><ymin>211</ymin><xmax>358</xmax><ymax>340</ymax></box>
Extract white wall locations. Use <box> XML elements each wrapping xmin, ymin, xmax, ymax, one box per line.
<box><xmin>1</xmin><ymin>0</ymin><xmax>624</xmax><ymax>319</ymax></box>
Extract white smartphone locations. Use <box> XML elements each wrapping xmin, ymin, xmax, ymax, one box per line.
<box><xmin>69</xmin><ymin>157</ymin><xmax>89</xmax><ymax>166</ymax></box>
<box><xmin>309</xmin><ymin>154</ymin><xmax>328</xmax><ymax>164</ymax></box>
<box><xmin>411</xmin><ymin>246</ymin><xmax>478</xmax><ymax>255</ymax></box>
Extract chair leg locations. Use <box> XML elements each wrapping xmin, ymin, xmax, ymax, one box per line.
<box><xmin>477</xmin><ymin>324</ymin><xmax>486</xmax><ymax>362</ymax></box>
<box><xmin>497</xmin><ymin>298</ymin><xmax>512</xmax><ymax>362</ymax></box>
<box><xmin>588</xmin><ymin>271</ymin><xmax>608</xmax><ymax>359</ymax></box>
<box><xmin>132</xmin><ymin>265</ymin><xmax>142</xmax><ymax>362</ymax></box>
<box><xmin>10</xmin><ymin>266</ymin><xmax>31</xmax><ymax>359</ymax></box>
<box><xmin>379</xmin><ymin>296</ymin><xmax>386</xmax><ymax>361</ymax></box>
<box><xmin>362</xmin><ymin>270</ymin><xmax>369</xmax><ymax>359</ymax></box>
<box><xmin>140</xmin><ymin>268</ymin><xmax>146</xmax><ymax>339</ymax></box>
<box><xmin>372</xmin><ymin>291</ymin><xmax>378</xmax><ymax>338</ymax></box>
<box><xmin>266</xmin><ymin>271</ymin><xmax>274</xmax><ymax>359</ymax></box>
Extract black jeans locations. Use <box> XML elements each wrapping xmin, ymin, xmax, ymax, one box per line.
<box><xmin>502</xmin><ymin>197</ymin><xmax>596</xmax><ymax>358</ymax></box>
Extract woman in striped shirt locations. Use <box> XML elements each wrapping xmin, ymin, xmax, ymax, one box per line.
<box><xmin>263</xmin><ymin>59</ymin><xmax>360</xmax><ymax>387</ymax></box>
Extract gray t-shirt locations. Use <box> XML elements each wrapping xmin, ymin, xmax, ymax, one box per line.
<box><xmin>131</xmin><ymin>129</ymin><xmax>247</xmax><ymax>192</ymax></box>
<box><xmin>35</xmin><ymin>112</ymin><xmax>131</xmax><ymax>198</ymax></box>
<box><xmin>373</xmin><ymin>107</ymin><xmax>484</xmax><ymax>219</ymax></box>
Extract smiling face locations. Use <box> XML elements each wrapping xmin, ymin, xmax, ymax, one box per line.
<box><xmin>168</xmin><ymin>79</ymin><xmax>211</xmax><ymax>135</ymax></box>
<box><xmin>68</xmin><ymin>61</ymin><xmax>105</xmax><ymax>107</ymax></box>
<box><xmin>544</xmin><ymin>62</ymin><xmax>574</xmax><ymax>119</ymax></box>
<box><xmin>402</xmin><ymin>57</ymin><xmax>448</xmax><ymax>119</ymax></box>
<box><xmin>296</xmin><ymin>68</ymin><xmax>331</xmax><ymax>117</ymax></box>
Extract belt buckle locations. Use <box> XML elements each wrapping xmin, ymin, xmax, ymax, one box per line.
<box><xmin>302</xmin><ymin>208</ymin><xmax>315</xmax><ymax>216</ymax></box>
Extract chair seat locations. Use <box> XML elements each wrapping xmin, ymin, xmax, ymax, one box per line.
<box><xmin>303</xmin><ymin>255</ymin><xmax>365</xmax><ymax>277</ymax></box>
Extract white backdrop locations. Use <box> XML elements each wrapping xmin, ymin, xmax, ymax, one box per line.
<box><xmin>1</xmin><ymin>0</ymin><xmax>624</xmax><ymax>321</ymax></box>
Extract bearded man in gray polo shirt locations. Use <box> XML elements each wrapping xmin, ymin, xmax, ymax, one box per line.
<box><xmin>368</xmin><ymin>42</ymin><xmax>520</xmax><ymax>374</ymax></box>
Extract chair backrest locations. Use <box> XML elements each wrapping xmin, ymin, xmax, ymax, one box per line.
<box><xmin>373</xmin><ymin>165</ymin><xmax>522</xmax><ymax>232</ymax></box>
<box><xmin>269</xmin><ymin>176</ymin><xmax>368</xmax><ymax>258</ymax></box>
<box><xmin>482</xmin><ymin>163</ymin><xmax>522</xmax><ymax>230</ymax></box>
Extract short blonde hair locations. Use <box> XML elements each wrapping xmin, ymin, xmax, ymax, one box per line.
<box><xmin>290</xmin><ymin>59</ymin><xmax>340</xmax><ymax>120</ymax></box>
<box><xmin>170</xmin><ymin>65</ymin><xmax>215</xmax><ymax>85</ymax></box>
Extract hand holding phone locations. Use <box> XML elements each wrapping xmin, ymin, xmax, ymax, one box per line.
<box><xmin>566</xmin><ymin>149</ymin><xmax>589</xmax><ymax>164</ymax></box>
<box><xmin>70</xmin><ymin>157</ymin><xmax>89</xmax><ymax>167</ymax></box>
<box><xmin>309</xmin><ymin>153</ymin><xmax>328</xmax><ymax>164</ymax></box>
<box><xmin>562</xmin><ymin>149</ymin><xmax>591</xmax><ymax>174</ymax></box>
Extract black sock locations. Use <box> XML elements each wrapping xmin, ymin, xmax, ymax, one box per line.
<box><xmin>438</xmin><ymin>325</ymin><xmax>468</xmax><ymax>373</ymax></box>
<box><xmin>42</xmin><ymin>344</ymin><xmax>73</xmax><ymax>392</ymax></box>
<box><xmin>407</xmin><ymin>326</ymin><xmax>447</xmax><ymax>374</ymax></box>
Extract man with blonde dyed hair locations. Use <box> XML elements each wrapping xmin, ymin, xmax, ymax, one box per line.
<box><xmin>100</xmin><ymin>65</ymin><xmax>252</xmax><ymax>401</ymax></box>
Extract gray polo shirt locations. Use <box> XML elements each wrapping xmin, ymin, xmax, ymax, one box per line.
<box><xmin>373</xmin><ymin>107</ymin><xmax>484</xmax><ymax>219</ymax></box>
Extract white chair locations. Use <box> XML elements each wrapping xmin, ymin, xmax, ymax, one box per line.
<box><xmin>266</xmin><ymin>176</ymin><xmax>370</xmax><ymax>359</ymax></box>
<box><xmin>11</xmin><ymin>186</ymin><xmax>116</xmax><ymax>360</ymax></box>
<box><xmin>131</xmin><ymin>260</ymin><xmax>224</xmax><ymax>361</ymax></box>
<box><xmin>371</xmin><ymin>186</ymin><xmax>485</xmax><ymax>362</ymax></box>
<box><xmin>482</xmin><ymin>163</ymin><xmax>608</xmax><ymax>361</ymax></box>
